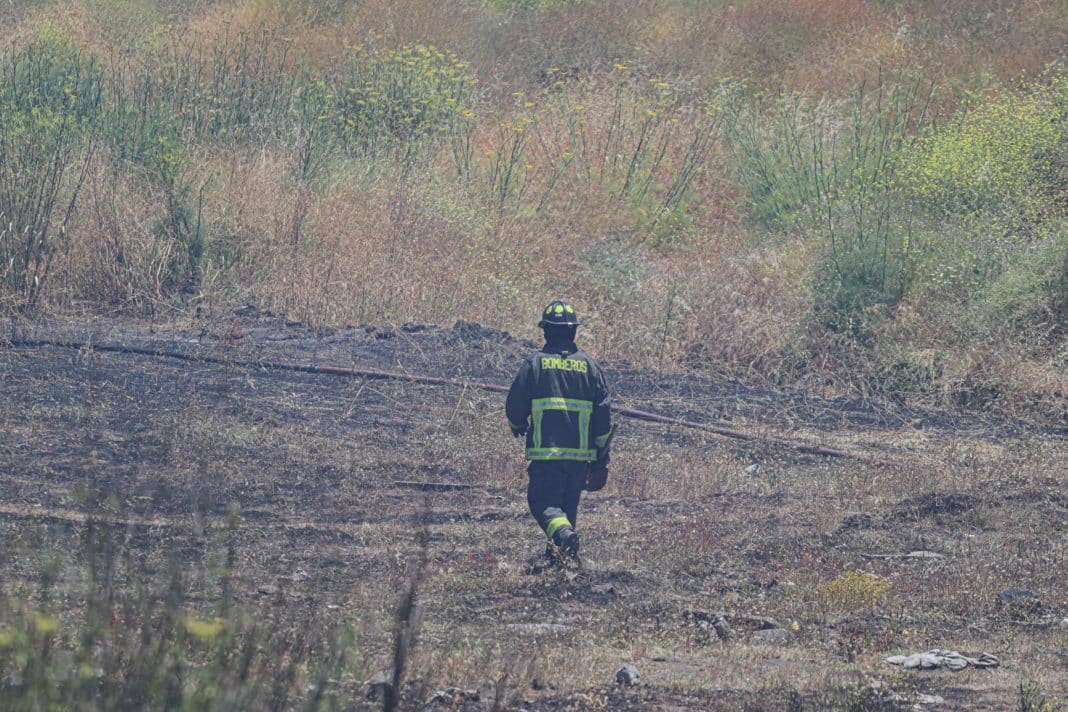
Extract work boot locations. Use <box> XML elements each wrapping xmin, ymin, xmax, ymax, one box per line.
<box><xmin>554</xmin><ymin>526</ymin><xmax>581</xmax><ymax>562</ymax></box>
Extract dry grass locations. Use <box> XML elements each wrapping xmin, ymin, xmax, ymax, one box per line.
<box><xmin>0</xmin><ymin>2</ymin><xmax>1062</xmax><ymax>417</ymax></box>
<box><xmin>197</xmin><ymin>151</ymin><xmax>548</xmax><ymax>328</ymax></box>
<box><xmin>54</xmin><ymin>159</ymin><xmax>183</xmax><ymax>310</ymax></box>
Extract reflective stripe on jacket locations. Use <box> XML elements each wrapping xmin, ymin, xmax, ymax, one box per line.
<box><xmin>505</xmin><ymin>343</ymin><xmax>611</xmax><ymax>462</ymax></box>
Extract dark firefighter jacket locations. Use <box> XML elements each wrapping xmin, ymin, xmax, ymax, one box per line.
<box><xmin>506</xmin><ymin>342</ymin><xmax>611</xmax><ymax>462</ymax></box>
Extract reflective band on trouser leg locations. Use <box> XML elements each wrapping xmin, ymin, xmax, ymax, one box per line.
<box><xmin>545</xmin><ymin>515</ymin><xmax>572</xmax><ymax>541</ymax></box>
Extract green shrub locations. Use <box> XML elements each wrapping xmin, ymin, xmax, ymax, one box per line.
<box><xmin>723</xmin><ymin>73</ymin><xmax>934</xmax><ymax>339</ymax></box>
<box><xmin>482</xmin><ymin>0</ymin><xmax>572</xmax><ymax>9</ymax></box>
<box><xmin>979</xmin><ymin>226</ymin><xmax>1067</xmax><ymax>341</ymax></box>
<box><xmin>95</xmin><ymin>32</ymin><xmax>312</xmax><ymax>296</ymax></box>
<box><xmin>0</xmin><ymin>39</ymin><xmax>103</xmax><ymax>119</ymax></box>
<box><xmin>335</xmin><ymin>43</ymin><xmax>477</xmax><ymax>161</ymax></box>
<box><xmin>254</xmin><ymin>0</ymin><xmax>356</xmax><ymax>21</ymax></box>
<box><xmin>0</xmin><ymin>41</ymin><xmax>101</xmax><ymax>310</ymax></box>
<box><xmin>80</xmin><ymin>0</ymin><xmax>163</xmax><ymax>46</ymax></box>
<box><xmin>819</xmin><ymin>571</ymin><xmax>891</xmax><ymax>610</ymax></box>
<box><xmin>132</xmin><ymin>30</ymin><xmax>298</xmax><ymax>148</ymax></box>
<box><xmin>101</xmin><ymin>74</ymin><xmax>207</xmax><ymax>295</ymax></box>
<box><xmin>1052</xmin><ymin>241</ymin><xmax>1068</xmax><ymax>343</ymax></box>
<box><xmin>902</xmin><ymin>74</ymin><xmax>1067</xmax><ymax>349</ymax></box>
<box><xmin>720</xmin><ymin>82</ymin><xmax>817</xmax><ymax>230</ymax></box>
<box><xmin>902</xmin><ymin>72</ymin><xmax>1066</xmax><ymax>223</ymax></box>
<box><xmin>487</xmin><ymin>69</ymin><xmax>719</xmax><ymax>222</ymax></box>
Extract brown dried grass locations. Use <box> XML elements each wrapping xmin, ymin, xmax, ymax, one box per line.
<box><xmin>202</xmin><ymin>150</ymin><xmax>549</xmax><ymax>329</ymax></box>
<box><xmin>53</xmin><ymin>160</ymin><xmax>183</xmax><ymax>310</ymax></box>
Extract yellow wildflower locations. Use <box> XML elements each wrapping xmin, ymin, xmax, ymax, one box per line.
<box><xmin>184</xmin><ymin>616</ymin><xmax>225</xmax><ymax>641</ymax></box>
<box><xmin>33</xmin><ymin>613</ymin><xmax>59</xmax><ymax>635</ymax></box>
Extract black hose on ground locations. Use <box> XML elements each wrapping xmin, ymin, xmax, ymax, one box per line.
<box><xmin>8</xmin><ymin>338</ymin><xmax>900</xmax><ymax>466</ymax></box>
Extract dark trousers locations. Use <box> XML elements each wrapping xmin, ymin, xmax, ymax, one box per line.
<box><xmin>527</xmin><ymin>460</ymin><xmax>587</xmax><ymax>536</ymax></box>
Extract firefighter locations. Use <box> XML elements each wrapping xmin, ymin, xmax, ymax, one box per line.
<box><xmin>505</xmin><ymin>300</ymin><xmax>612</xmax><ymax>565</ymax></box>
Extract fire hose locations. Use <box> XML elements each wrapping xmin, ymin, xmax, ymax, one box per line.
<box><xmin>8</xmin><ymin>337</ymin><xmax>899</xmax><ymax>466</ymax></box>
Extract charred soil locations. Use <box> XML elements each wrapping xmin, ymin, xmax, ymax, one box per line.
<box><xmin>1</xmin><ymin>313</ymin><xmax>1065</xmax><ymax>709</ymax></box>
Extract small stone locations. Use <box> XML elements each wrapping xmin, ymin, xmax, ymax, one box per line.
<box><xmin>997</xmin><ymin>587</ymin><xmax>1041</xmax><ymax>610</ymax></box>
<box><xmin>745</xmin><ymin>464</ymin><xmax>762</xmax><ymax>475</ymax></box>
<box><xmin>712</xmin><ymin>614</ymin><xmax>732</xmax><ymax>641</ymax></box>
<box><xmin>914</xmin><ymin>693</ymin><xmax>945</xmax><ymax>708</ymax></box>
<box><xmin>756</xmin><ymin>616</ymin><xmax>781</xmax><ymax>630</ymax></box>
<box><xmin>615</xmin><ymin>664</ymin><xmax>640</xmax><ymax>686</ymax></box>
<box><xmin>1059</xmin><ymin>618</ymin><xmax>1068</xmax><ymax>629</ymax></box>
<box><xmin>866</xmin><ymin>680</ymin><xmax>906</xmax><ymax>704</ymax></box>
<box><xmin>750</xmin><ymin>628</ymin><xmax>792</xmax><ymax>645</ymax></box>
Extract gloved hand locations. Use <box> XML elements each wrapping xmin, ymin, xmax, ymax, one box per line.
<box><xmin>593</xmin><ymin>449</ymin><xmax>610</xmax><ymax>471</ymax></box>
<box><xmin>584</xmin><ymin>449</ymin><xmax>610</xmax><ymax>491</ymax></box>
<box><xmin>510</xmin><ymin>425</ymin><xmax>527</xmax><ymax>438</ymax></box>
<box><xmin>585</xmin><ymin>465</ymin><xmax>609</xmax><ymax>492</ymax></box>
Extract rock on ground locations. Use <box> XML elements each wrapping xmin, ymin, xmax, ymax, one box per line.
<box><xmin>997</xmin><ymin>587</ymin><xmax>1041</xmax><ymax>611</ymax></box>
<box><xmin>750</xmin><ymin>628</ymin><xmax>792</xmax><ymax>645</ymax></box>
<box><xmin>886</xmin><ymin>649</ymin><xmax>999</xmax><ymax>671</ymax></box>
<box><xmin>615</xmin><ymin>664</ymin><xmax>640</xmax><ymax>686</ymax></box>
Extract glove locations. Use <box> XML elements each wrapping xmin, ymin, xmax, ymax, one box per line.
<box><xmin>584</xmin><ymin>450</ymin><xmax>610</xmax><ymax>492</ymax></box>
<box><xmin>510</xmin><ymin>425</ymin><xmax>527</xmax><ymax>438</ymax></box>
<box><xmin>585</xmin><ymin>465</ymin><xmax>609</xmax><ymax>492</ymax></box>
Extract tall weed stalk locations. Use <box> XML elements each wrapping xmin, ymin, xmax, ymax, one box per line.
<box><xmin>486</xmin><ymin>69</ymin><xmax>720</xmax><ymax>224</ymax></box>
<box><xmin>0</xmin><ymin>41</ymin><xmax>101</xmax><ymax>311</ymax></box>
<box><xmin>724</xmin><ymin>71</ymin><xmax>935</xmax><ymax>337</ymax></box>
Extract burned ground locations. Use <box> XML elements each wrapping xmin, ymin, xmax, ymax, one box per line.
<box><xmin>1</xmin><ymin>314</ymin><xmax>1066</xmax><ymax>710</ymax></box>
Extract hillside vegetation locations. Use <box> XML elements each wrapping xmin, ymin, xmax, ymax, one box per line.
<box><xmin>0</xmin><ymin>0</ymin><xmax>1065</xmax><ymax>419</ymax></box>
<box><xmin>0</xmin><ymin>4</ymin><xmax>1067</xmax><ymax>711</ymax></box>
